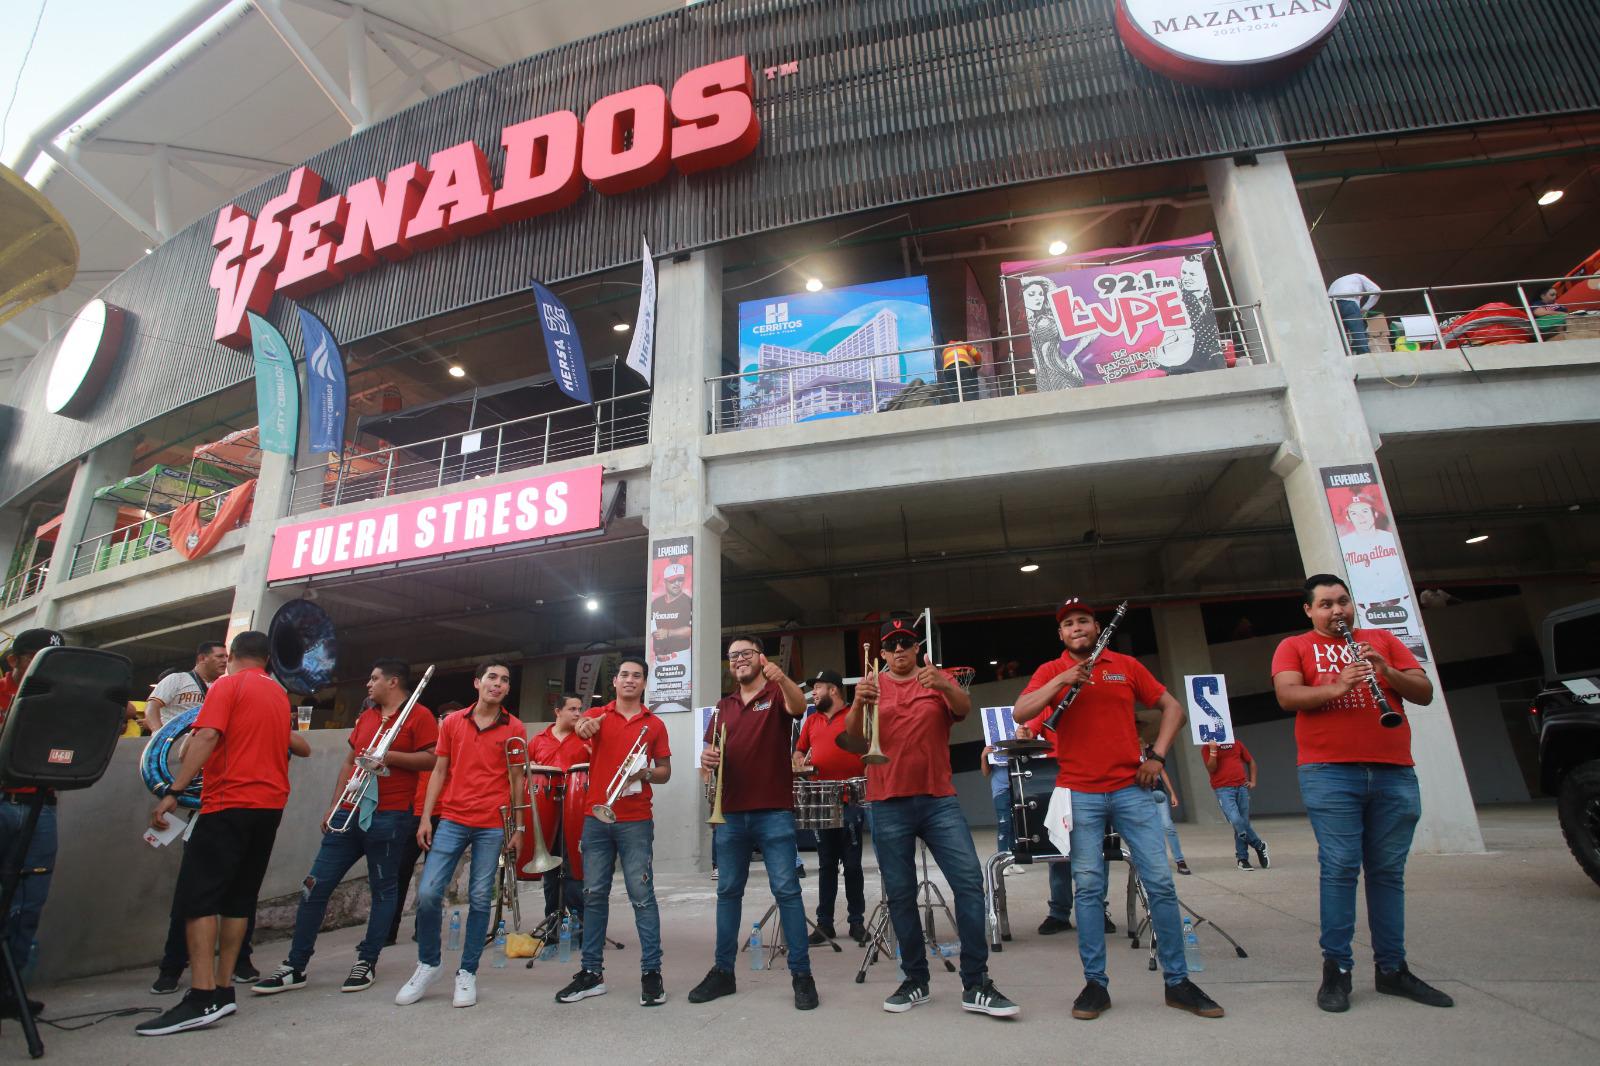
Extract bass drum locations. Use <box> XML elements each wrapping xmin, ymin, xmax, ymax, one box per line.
<box><xmin>140</xmin><ymin>707</ymin><xmax>204</xmax><ymax>810</ymax></box>
<box><xmin>564</xmin><ymin>763</ymin><xmax>590</xmax><ymax>882</ymax></box>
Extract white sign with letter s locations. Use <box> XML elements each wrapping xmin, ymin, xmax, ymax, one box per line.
<box><xmin>1185</xmin><ymin>674</ymin><xmax>1234</xmax><ymax>745</ymax></box>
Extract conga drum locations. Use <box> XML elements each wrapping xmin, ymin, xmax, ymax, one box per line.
<box><xmin>517</xmin><ymin>763</ymin><xmax>565</xmax><ymax>880</ymax></box>
<box><xmin>563</xmin><ymin>763</ymin><xmax>591</xmax><ymax>881</ymax></box>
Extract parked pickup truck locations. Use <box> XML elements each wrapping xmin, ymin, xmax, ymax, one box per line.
<box><xmin>1530</xmin><ymin>598</ymin><xmax>1600</xmax><ymax>889</ymax></box>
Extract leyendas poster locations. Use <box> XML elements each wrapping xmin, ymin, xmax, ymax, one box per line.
<box><xmin>1321</xmin><ymin>463</ymin><xmax>1430</xmax><ymax>663</ymax></box>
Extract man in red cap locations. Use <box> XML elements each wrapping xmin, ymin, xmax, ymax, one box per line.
<box><xmin>1012</xmin><ymin>599</ymin><xmax>1224</xmax><ymax>1022</ymax></box>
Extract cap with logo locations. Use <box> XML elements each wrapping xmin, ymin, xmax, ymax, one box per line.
<box><xmin>8</xmin><ymin>628</ymin><xmax>65</xmax><ymax>658</ymax></box>
<box><xmin>808</xmin><ymin>669</ymin><xmax>844</xmax><ymax>689</ymax></box>
<box><xmin>879</xmin><ymin>614</ymin><xmax>920</xmax><ymax>642</ymax></box>
<box><xmin>663</xmin><ymin>563</ymin><xmax>686</xmax><ymax>580</ymax></box>
<box><xmin>1055</xmin><ymin>598</ymin><xmax>1100</xmax><ymax>623</ymax></box>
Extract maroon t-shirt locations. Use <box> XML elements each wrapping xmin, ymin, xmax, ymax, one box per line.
<box><xmin>708</xmin><ymin>680</ymin><xmax>796</xmax><ymax>812</ymax></box>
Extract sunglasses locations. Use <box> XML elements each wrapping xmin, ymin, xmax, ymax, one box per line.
<box><xmin>882</xmin><ymin>637</ymin><xmax>920</xmax><ymax>651</ymax></box>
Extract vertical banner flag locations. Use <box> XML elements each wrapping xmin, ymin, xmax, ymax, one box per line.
<box><xmin>531</xmin><ymin>281</ymin><xmax>593</xmax><ymax>404</ymax></box>
<box><xmin>625</xmin><ymin>236</ymin><xmax>657</xmax><ymax>384</ymax></box>
<box><xmin>246</xmin><ymin>310</ymin><xmax>299</xmax><ymax>454</ymax></box>
<box><xmin>1185</xmin><ymin>675</ymin><xmax>1235</xmax><ymax>745</ymax></box>
<box><xmin>296</xmin><ymin>307</ymin><xmax>348</xmax><ymax>454</ymax></box>
<box><xmin>980</xmin><ymin>706</ymin><xmax>1019</xmax><ymax>766</ymax></box>
<box><xmin>646</xmin><ymin>536</ymin><xmax>694</xmax><ymax>710</ymax></box>
<box><xmin>574</xmin><ymin>654</ymin><xmax>604</xmax><ymax>704</ymax></box>
<box><xmin>964</xmin><ymin>263</ymin><xmax>994</xmax><ymax>379</ymax></box>
<box><xmin>1321</xmin><ymin>463</ymin><xmax>1430</xmax><ymax>662</ymax></box>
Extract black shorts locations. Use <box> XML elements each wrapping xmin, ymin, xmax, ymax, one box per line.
<box><xmin>174</xmin><ymin>808</ymin><xmax>284</xmax><ymax>920</ymax></box>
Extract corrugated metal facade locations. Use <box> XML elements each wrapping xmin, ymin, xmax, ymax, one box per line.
<box><xmin>5</xmin><ymin>0</ymin><xmax>1597</xmax><ymax>505</ymax></box>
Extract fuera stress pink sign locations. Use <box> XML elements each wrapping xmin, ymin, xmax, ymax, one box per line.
<box><xmin>268</xmin><ymin>465</ymin><xmax>604</xmax><ymax>581</ymax></box>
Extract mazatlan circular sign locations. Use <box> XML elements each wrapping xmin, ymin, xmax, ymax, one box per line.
<box><xmin>1116</xmin><ymin>0</ymin><xmax>1350</xmax><ymax>89</ymax></box>
<box><xmin>45</xmin><ymin>298</ymin><xmax>127</xmax><ymax>416</ymax></box>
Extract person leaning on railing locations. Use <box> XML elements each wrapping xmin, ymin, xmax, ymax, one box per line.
<box><xmin>1327</xmin><ymin>273</ymin><xmax>1381</xmax><ymax>355</ymax></box>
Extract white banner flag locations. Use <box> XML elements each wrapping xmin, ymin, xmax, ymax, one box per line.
<box><xmin>625</xmin><ymin>236</ymin><xmax>657</xmax><ymax>384</ymax></box>
<box><xmin>1185</xmin><ymin>674</ymin><xmax>1235</xmax><ymax>745</ymax></box>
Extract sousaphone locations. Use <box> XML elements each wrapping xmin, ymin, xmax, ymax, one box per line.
<box><xmin>268</xmin><ymin>598</ymin><xmax>337</xmax><ymax>693</ymax></box>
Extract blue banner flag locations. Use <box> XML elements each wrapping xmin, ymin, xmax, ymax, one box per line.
<box><xmin>247</xmin><ymin>310</ymin><xmax>300</xmax><ymax>455</ymax></box>
<box><xmin>531</xmin><ymin>281</ymin><xmax>592</xmax><ymax>404</ymax></box>
<box><xmin>296</xmin><ymin>307</ymin><xmax>348</xmax><ymax>454</ymax></box>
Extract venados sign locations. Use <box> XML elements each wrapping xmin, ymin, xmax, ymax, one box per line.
<box><xmin>210</xmin><ymin>56</ymin><xmax>761</xmax><ymax>348</ymax></box>
<box><xmin>1115</xmin><ymin>0</ymin><xmax>1348</xmax><ymax>89</ymax></box>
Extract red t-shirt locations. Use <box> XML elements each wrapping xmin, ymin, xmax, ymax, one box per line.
<box><xmin>797</xmin><ymin>707</ymin><xmax>865</xmax><ymax>782</ymax></box>
<box><xmin>708</xmin><ymin>680</ymin><xmax>797</xmax><ymax>812</ymax></box>
<box><xmin>434</xmin><ymin>704</ymin><xmax>525</xmax><ymax>829</ymax></box>
<box><xmin>865</xmin><ymin>671</ymin><xmax>961</xmax><ymax>802</ymax></box>
<box><xmin>529</xmin><ymin>727</ymin><xmax>592</xmax><ymax>771</ymax></box>
<box><xmin>1271</xmin><ymin>628</ymin><xmax>1420</xmax><ymax>766</ymax></box>
<box><xmin>1206</xmin><ymin>741</ymin><xmax>1252</xmax><ymax>788</ymax></box>
<box><xmin>585</xmin><ymin>702</ymin><xmax>671</xmax><ymax>823</ymax></box>
<box><xmin>345</xmin><ymin>702</ymin><xmax>438</xmax><ymax>811</ymax></box>
<box><xmin>194</xmin><ymin>666</ymin><xmax>293</xmax><ymax>813</ymax></box>
<box><xmin>0</xmin><ymin>672</ymin><xmax>17</xmax><ymax>715</ymax></box>
<box><xmin>1022</xmin><ymin>649</ymin><xmax>1167</xmax><ymax>793</ymax></box>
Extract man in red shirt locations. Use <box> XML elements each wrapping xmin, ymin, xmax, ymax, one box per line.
<box><xmin>846</xmin><ymin>614</ymin><xmax>1019</xmax><ymax>1019</ymax></box>
<box><xmin>1204</xmin><ymin>739</ymin><xmax>1268</xmax><ymax>871</ymax></box>
<box><xmin>795</xmin><ymin>668</ymin><xmax>868</xmax><ymax>946</ymax></box>
<box><xmin>254</xmin><ymin>659</ymin><xmax>436</xmax><ymax>997</ymax></box>
<box><xmin>387</xmin><ymin>701</ymin><xmax>464</xmax><ymax>947</ymax></box>
<box><xmin>687</xmin><ymin>636</ymin><xmax>816</xmax><ymax>1011</ymax></box>
<box><xmin>1272</xmin><ymin>574</ymin><xmax>1452</xmax><ymax>1014</ymax></box>
<box><xmin>557</xmin><ymin>658</ymin><xmax>672</xmax><ymax>1007</ymax></box>
<box><xmin>395</xmin><ymin>661</ymin><xmax>524</xmax><ymax>1010</ymax></box>
<box><xmin>528</xmin><ymin>694</ymin><xmax>590</xmax><ymax>923</ymax></box>
<box><xmin>1011</xmin><ymin>598</ymin><xmax>1223</xmax><ymax>1022</ymax></box>
<box><xmin>140</xmin><ymin>631</ymin><xmax>312</xmax><ymax>1035</ymax></box>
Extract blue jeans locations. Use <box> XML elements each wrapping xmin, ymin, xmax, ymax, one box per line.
<box><xmin>287</xmin><ymin>810</ymin><xmax>412</xmax><ymax>969</ymax></box>
<box><xmin>415</xmin><ymin>819</ymin><xmax>503</xmax><ymax>974</ymax></box>
<box><xmin>1336</xmin><ymin>298</ymin><xmax>1370</xmax><ymax>354</ymax></box>
<box><xmin>814</xmin><ymin>802</ymin><xmax>865</xmax><ymax>927</ymax></box>
<box><xmin>0</xmin><ymin>801</ymin><xmax>55</xmax><ymax>965</ymax></box>
<box><xmin>1298</xmin><ymin>763</ymin><xmax>1421</xmax><ymax>971</ymax></box>
<box><xmin>1213</xmin><ymin>786</ymin><xmax>1264</xmax><ymax>862</ymax></box>
<box><xmin>990</xmin><ymin>785</ymin><xmax>1013</xmax><ymax>855</ymax></box>
<box><xmin>1149</xmin><ymin>789</ymin><xmax>1186</xmax><ymax>862</ymax></box>
<box><xmin>580</xmin><ymin>817</ymin><xmax>661</xmax><ymax>974</ymax></box>
<box><xmin>1069</xmin><ymin>786</ymin><xmax>1187</xmax><ymax>987</ymax></box>
<box><xmin>871</xmin><ymin>795</ymin><xmax>989</xmax><ymax>988</ymax></box>
<box><xmin>714</xmin><ymin>809</ymin><xmax>810</xmax><ymax>975</ymax></box>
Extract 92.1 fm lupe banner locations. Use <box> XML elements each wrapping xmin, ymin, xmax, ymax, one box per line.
<box><xmin>1321</xmin><ymin>463</ymin><xmax>1430</xmax><ymax>663</ymax></box>
<box><xmin>645</xmin><ymin>537</ymin><xmax>694</xmax><ymax>711</ymax></box>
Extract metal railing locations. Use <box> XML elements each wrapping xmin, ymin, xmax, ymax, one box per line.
<box><xmin>707</xmin><ymin>303</ymin><xmax>1270</xmax><ymax>433</ymax></box>
<box><xmin>1329</xmin><ymin>273</ymin><xmax>1600</xmax><ymax>357</ymax></box>
<box><xmin>67</xmin><ymin>483</ymin><xmax>249</xmax><ymax>580</ymax></box>
<box><xmin>289</xmin><ymin>390</ymin><xmax>651</xmax><ymax>513</ymax></box>
<box><xmin>0</xmin><ymin>562</ymin><xmax>49</xmax><ymax>609</ymax></box>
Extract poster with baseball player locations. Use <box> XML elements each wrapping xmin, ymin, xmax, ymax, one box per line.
<box><xmin>1321</xmin><ymin>463</ymin><xmax>1430</xmax><ymax>663</ymax></box>
<box><xmin>646</xmin><ymin>536</ymin><xmax>694</xmax><ymax>708</ymax></box>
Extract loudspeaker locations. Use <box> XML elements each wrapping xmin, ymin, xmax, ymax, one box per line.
<box><xmin>0</xmin><ymin>646</ymin><xmax>133</xmax><ymax>790</ymax></box>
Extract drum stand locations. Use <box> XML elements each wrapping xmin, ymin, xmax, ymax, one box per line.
<box><xmin>1121</xmin><ymin>837</ymin><xmax>1248</xmax><ymax>969</ymax></box>
<box><xmin>743</xmin><ymin>900</ymin><xmax>843</xmax><ymax>969</ymax></box>
<box><xmin>0</xmin><ymin>794</ymin><xmax>46</xmax><ymax>1058</ymax></box>
<box><xmin>852</xmin><ymin>841</ymin><xmax>958</xmax><ymax>983</ymax></box>
<box><xmin>522</xmin><ymin>801</ymin><xmax>623</xmax><ymax>966</ymax></box>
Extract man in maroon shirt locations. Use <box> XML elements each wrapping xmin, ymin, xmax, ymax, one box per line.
<box><xmin>1272</xmin><ymin>574</ymin><xmax>1452</xmax><ymax>1014</ymax></box>
<box><xmin>795</xmin><ymin>668</ymin><xmax>868</xmax><ymax>945</ymax></box>
<box><xmin>687</xmin><ymin>636</ymin><xmax>816</xmax><ymax>1011</ymax></box>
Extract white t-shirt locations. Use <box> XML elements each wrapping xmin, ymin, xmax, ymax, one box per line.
<box><xmin>149</xmin><ymin>671</ymin><xmax>207</xmax><ymax>727</ymax></box>
<box><xmin>1327</xmin><ymin>273</ymin><xmax>1380</xmax><ymax>311</ymax></box>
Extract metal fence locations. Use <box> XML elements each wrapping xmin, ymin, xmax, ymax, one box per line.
<box><xmin>289</xmin><ymin>391</ymin><xmax>651</xmax><ymax>513</ymax></box>
<box><xmin>0</xmin><ymin>562</ymin><xmax>49</xmax><ymax>609</ymax></box>
<box><xmin>1329</xmin><ymin>274</ymin><xmax>1600</xmax><ymax>357</ymax></box>
<box><xmin>67</xmin><ymin>483</ymin><xmax>248</xmax><ymax>580</ymax></box>
<box><xmin>707</xmin><ymin>304</ymin><xmax>1269</xmax><ymax>434</ymax></box>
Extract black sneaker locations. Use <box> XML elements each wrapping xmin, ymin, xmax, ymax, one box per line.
<box><xmin>849</xmin><ymin>921</ymin><xmax>869</xmax><ymax>945</ymax></box>
<box><xmin>1317</xmin><ymin>958</ymin><xmax>1351</xmax><ymax>1013</ymax></box>
<box><xmin>150</xmin><ymin>970</ymin><xmax>182</xmax><ymax>995</ymax></box>
<box><xmin>1071</xmin><ymin>980</ymin><xmax>1111</xmax><ymax>1019</ymax></box>
<box><xmin>1104</xmin><ymin>907</ymin><xmax>1116</xmax><ymax>934</ymax></box>
<box><xmin>640</xmin><ymin>970</ymin><xmax>666</xmax><ymax>1007</ymax></box>
<box><xmin>1175</xmin><ymin>860</ymin><xmax>1192</xmax><ymax>875</ymax></box>
<box><xmin>686</xmin><ymin>967</ymin><xmax>736</xmax><ymax>1004</ymax></box>
<box><xmin>793</xmin><ymin>973</ymin><xmax>819</xmax><ymax>1011</ymax></box>
<box><xmin>796</xmin><ymin>865</ymin><xmax>807</xmax><ymax>879</ymax></box>
<box><xmin>233</xmin><ymin>960</ymin><xmax>260</xmax><ymax>983</ymax></box>
<box><xmin>883</xmin><ymin>979</ymin><xmax>931</xmax><ymax>1013</ymax></box>
<box><xmin>251</xmin><ymin>964</ymin><xmax>306</xmax><ymax>995</ymax></box>
<box><xmin>1037</xmin><ymin>915</ymin><xmax>1073</xmax><ymax>935</ymax></box>
<box><xmin>342</xmin><ymin>960</ymin><xmax>376</xmax><ymax>993</ymax></box>
<box><xmin>1254</xmin><ymin>841</ymin><xmax>1271</xmax><ymax>869</ymax></box>
<box><xmin>961</xmin><ymin>979</ymin><xmax>1019</xmax><ymax>1018</ymax></box>
<box><xmin>1376</xmin><ymin>963</ymin><xmax>1454</xmax><ymax>1008</ymax></box>
<box><xmin>212</xmin><ymin>986</ymin><xmax>237</xmax><ymax>1018</ymax></box>
<box><xmin>136</xmin><ymin>989</ymin><xmax>231</xmax><ymax>1035</ymax></box>
<box><xmin>0</xmin><ymin>993</ymin><xmax>44</xmax><ymax>1018</ymax></box>
<box><xmin>556</xmin><ymin>970</ymin><xmax>607</xmax><ymax>1003</ymax></box>
<box><xmin>808</xmin><ymin>923</ymin><xmax>837</xmax><ymax>945</ymax></box>
<box><xmin>1236</xmin><ymin>858</ymin><xmax>1254</xmax><ymax>871</ymax></box>
<box><xmin>1165</xmin><ymin>978</ymin><xmax>1225</xmax><ymax>1018</ymax></box>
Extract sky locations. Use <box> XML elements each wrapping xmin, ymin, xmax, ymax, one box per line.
<box><xmin>1</xmin><ymin>0</ymin><xmax>196</xmax><ymax>172</ymax></box>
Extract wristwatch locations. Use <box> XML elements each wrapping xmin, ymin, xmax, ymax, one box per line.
<box><xmin>640</xmin><ymin>767</ymin><xmax>653</xmax><ymax>784</ymax></box>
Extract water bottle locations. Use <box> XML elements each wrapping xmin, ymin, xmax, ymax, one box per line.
<box><xmin>748</xmin><ymin>923</ymin><xmax>764</xmax><ymax>971</ymax></box>
<box><xmin>492</xmin><ymin>920</ymin><xmax>508</xmax><ymax>968</ymax></box>
<box><xmin>447</xmin><ymin>908</ymin><xmax>462</xmax><ymax>951</ymax></box>
<box><xmin>558</xmin><ymin>916</ymin><xmax>573</xmax><ymax>963</ymax></box>
<box><xmin>1182</xmin><ymin>916</ymin><xmax>1205</xmax><ymax>973</ymax></box>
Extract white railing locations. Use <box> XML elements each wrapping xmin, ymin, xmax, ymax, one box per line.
<box><xmin>0</xmin><ymin>562</ymin><xmax>49</xmax><ymax>609</ymax></box>
<box><xmin>1328</xmin><ymin>273</ymin><xmax>1600</xmax><ymax>357</ymax></box>
<box><xmin>706</xmin><ymin>304</ymin><xmax>1270</xmax><ymax>434</ymax></box>
<box><xmin>67</xmin><ymin>483</ymin><xmax>248</xmax><ymax>580</ymax></box>
<box><xmin>289</xmin><ymin>390</ymin><xmax>651</xmax><ymax>513</ymax></box>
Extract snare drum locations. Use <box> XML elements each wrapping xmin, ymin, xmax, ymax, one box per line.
<box><xmin>518</xmin><ymin>763</ymin><xmax>565</xmax><ymax>881</ymax></box>
<box><xmin>564</xmin><ymin>763</ymin><xmax>590</xmax><ymax>880</ymax></box>
<box><xmin>842</xmin><ymin>776</ymin><xmax>868</xmax><ymax>805</ymax></box>
<box><xmin>793</xmin><ymin>778</ymin><xmax>846</xmax><ymax>830</ymax></box>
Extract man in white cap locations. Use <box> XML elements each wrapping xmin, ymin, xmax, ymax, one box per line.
<box><xmin>648</xmin><ymin>561</ymin><xmax>693</xmax><ymax>692</ymax></box>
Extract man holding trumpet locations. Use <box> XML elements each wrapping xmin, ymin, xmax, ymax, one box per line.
<box><xmin>556</xmin><ymin>658</ymin><xmax>672</xmax><ymax>1007</ymax></box>
<box><xmin>688</xmin><ymin>636</ymin><xmax>817</xmax><ymax>1011</ymax></box>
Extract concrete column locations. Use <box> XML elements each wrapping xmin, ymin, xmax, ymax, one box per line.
<box><xmin>35</xmin><ymin>434</ymin><xmax>136</xmax><ymax>627</ymax></box>
<box><xmin>225</xmin><ymin>449</ymin><xmax>298</xmax><ymax>638</ymax></box>
<box><xmin>1151</xmin><ymin>604</ymin><xmax>1226</xmax><ymax>827</ymax></box>
<box><xmin>1206</xmin><ymin>153</ymin><xmax>1484</xmax><ymax>855</ymax></box>
<box><xmin>641</xmin><ymin>249</ymin><xmax>725</xmax><ymax>869</ymax></box>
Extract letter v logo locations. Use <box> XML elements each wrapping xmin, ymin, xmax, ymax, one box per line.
<box><xmin>209</xmin><ymin>167</ymin><xmax>324</xmax><ymax>348</ymax></box>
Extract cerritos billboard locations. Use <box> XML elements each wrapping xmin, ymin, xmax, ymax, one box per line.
<box><xmin>210</xmin><ymin>56</ymin><xmax>761</xmax><ymax>349</ymax></box>
<box><xmin>1115</xmin><ymin>0</ymin><xmax>1349</xmax><ymax>89</ymax></box>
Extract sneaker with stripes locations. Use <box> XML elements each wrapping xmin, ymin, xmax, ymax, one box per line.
<box><xmin>962</xmin><ymin>979</ymin><xmax>1020</xmax><ymax>1018</ymax></box>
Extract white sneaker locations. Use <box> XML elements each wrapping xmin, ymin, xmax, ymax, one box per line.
<box><xmin>394</xmin><ymin>962</ymin><xmax>441</xmax><ymax>1005</ymax></box>
<box><xmin>1003</xmin><ymin>864</ymin><xmax>1028</xmax><ymax>876</ymax></box>
<box><xmin>453</xmin><ymin>970</ymin><xmax>477</xmax><ymax>1008</ymax></box>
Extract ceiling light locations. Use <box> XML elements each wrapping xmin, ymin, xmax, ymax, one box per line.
<box><xmin>1568</xmin><ymin>503</ymin><xmax>1582</xmax><ymax>512</ymax></box>
<box><xmin>585</xmin><ymin>597</ymin><xmax>600</xmax><ymax>611</ymax></box>
<box><xmin>1464</xmin><ymin>529</ymin><xmax>1489</xmax><ymax>545</ymax></box>
<box><xmin>1047</xmin><ymin>239</ymin><xmax>1068</xmax><ymax>256</ymax></box>
<box><xmin>988</xmin><ymin>659</ymin><xmax>999</xmax><ymax>666</ymax></box>
<box><xmin>611</xmin><ymin>317</ymin><xmax>630</xmax><ymax>333</ymax></box>
<box><xmin>1537</xmin><ymin>189</ymin><xmax>1564</xmax><ymax>206</ymax></box>
<box><xmin>448</xmin><ymin>365</ymin><xmax>466</xmax><ymax>378</ymax></box>
<box><xmin>1019</xmin><ymin>557</ymin><xmax>1040</xmax><ymax>573</ymax></box>
<box><xmin>805</xmin><ymin>277</ymin><xmax>824</xmax><ymax>292</ymax></box>
<box><xmin>143</xmin><ymin>248</ymin><xmax>153</xmax><ymax>255</ymax></box>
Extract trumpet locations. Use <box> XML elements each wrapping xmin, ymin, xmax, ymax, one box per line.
<box><xmin>861</xmin><ymin>643</ymin><xmax>889</xmax><ymax>766</ymax></box>
<box><xmin>707</xmin><ymin>711</ymin><xmax>727</xmax><ymax>826</ymax></box>
<box><xmin>592</xmin><ymin>726</ymin><xmax>650</xmax><ymax>823</ymax></box>
<box><xmin>325</xmin><ymin>664</ymin><xmax>434</xmax><ymax>833</ymax></box>
<box><xmin>501</xmin><ymin>735</ymin><xmax>561</xmax><ymax>876</ymax></box>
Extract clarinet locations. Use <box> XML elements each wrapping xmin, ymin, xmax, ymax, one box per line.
<box><xmin>1043</xmin><ymin>601</ymin><xmax>1129</xmax><ymax>731</ymax></box>
<box><xmin>1334</xmin><ymin>619</ymin><xmax>1404</xmax><ymax>728</ymax></box>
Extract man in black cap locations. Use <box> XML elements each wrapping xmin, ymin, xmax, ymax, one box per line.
<box><xmin>794</xmin><ymin>669</ymin><xmax>868</xmax><ymax>945</ymax></box>
<box><xmin>0</xmin><ymin>628</ymin><xmax>66</xmax><ymax>1019</ymax></box>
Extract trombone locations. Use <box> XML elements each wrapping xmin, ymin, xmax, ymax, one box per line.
<box><xmin>861</xmin><ymin>643</ymin><xmax>889</xmax><ymax>766</ymax></box>
<box><xmin>592</xmin><ymin>726</ymin><xmax>650</xmax><ymax>823</ymax></box>
<box><xmin>501</xmin><ymin>735</ymin><xmax>561</xmax><ymax>876</ymax></box>
<box><xmin>325</xmin><ymin>664</ymin><xmax>435</xmax><ymax>833</ymax></box>
<box><xmin>706</xmin><ymin>709</ymin><xmax>727</xmax><ymax>826</ymax></box>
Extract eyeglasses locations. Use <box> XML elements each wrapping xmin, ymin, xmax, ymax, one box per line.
<box><xmin>728</xmin><ymin>650</ymin><xmax>760</xmax><ymax>662</ymax></box>
<box><xmin>882</xmin><ymin>637</ymin><xmax>920</xmax><ymax>651</ymax></box>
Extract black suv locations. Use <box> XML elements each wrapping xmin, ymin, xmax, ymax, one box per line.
<box><xmin>1530</xmin><ymin>598</ymin><xmax>1600</xmax><ymax>888</ymax></box>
